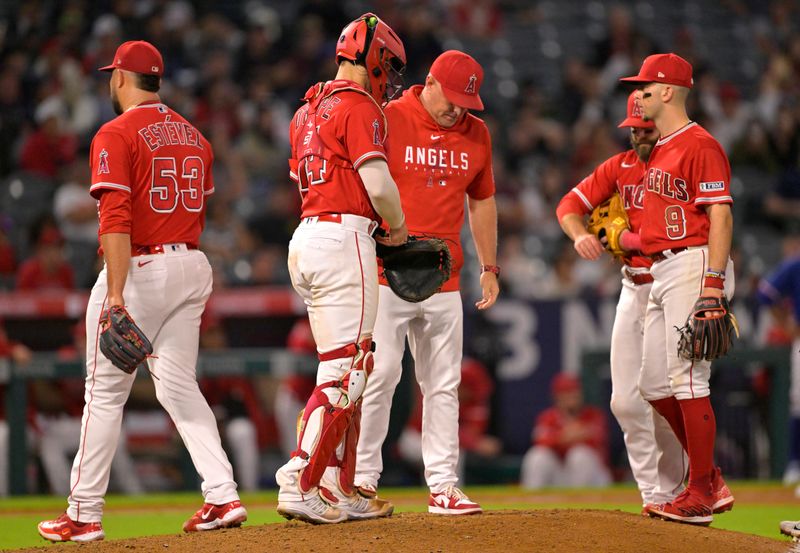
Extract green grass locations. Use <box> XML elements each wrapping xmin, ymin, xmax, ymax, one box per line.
<box><xmin>0</xmin><ymin>484</ymin><xmax>794</xmax><ymax>550</ymax></box>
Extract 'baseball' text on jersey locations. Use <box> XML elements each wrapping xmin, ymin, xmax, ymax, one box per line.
<box><xmin>404</xmin><ymin>146</ymin><xmax>469</xmax><ymax>171</ymax></box>
<box><xmin>138</xmin><ymin>116</ymin><xmax>204</xmax><ymax>152</ymax></box>
<box><xmin>645</xmin><ymin>168</ymin><xmax>689</xmax><ymax>202</ymax></box>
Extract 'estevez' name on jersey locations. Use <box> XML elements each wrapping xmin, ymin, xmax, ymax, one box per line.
<box><xmin>645</xmin><ymin>167</ymin><xmax>689</xmax><ymax>202</ymax></box>
<box><xmin>404</xmin><ymin>146</ymin><xmax>469</xmax><ymax>171</ymax></box>
<box><xmin>138</xmin><ymin>115</ymin><xmax>205</xmax><ymax>152</ymax></box>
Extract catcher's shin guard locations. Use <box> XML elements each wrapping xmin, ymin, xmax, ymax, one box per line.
<box><xmin>294</xmin><ymin>339</ymin><xmax>374</xmax><ymax>494</ymax></box>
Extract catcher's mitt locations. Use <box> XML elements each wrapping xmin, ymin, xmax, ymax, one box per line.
<box><xmin>586</xmin><ymin>193</ymin><xmax>630</xmax><ymax>257</ymax></box>
<box><xmin>676</xmin><ymin>296</ymin><xmax>740</xmax><ymax>361</ymax></box>
<box><xmin>376</xmin><ymin>236</ymin><xmax>452</xmax><ymax>303</ymax></box>
<box><xmin>99</xmin><ymin>305</ymin><xmax>153</xmax><ymax>374</ymax></box>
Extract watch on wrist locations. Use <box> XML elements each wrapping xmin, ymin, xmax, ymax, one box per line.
<box><xmin>481</xmin><ymin>264</ymin><xmax>500</xmax><ymax>277</ymax></box>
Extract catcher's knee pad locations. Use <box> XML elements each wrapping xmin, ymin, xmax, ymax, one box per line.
<box><xmin>318</xmin><ymin>338</ymin><xmax>375</xmax><ymax>405</ymax></box>
<box><xmin>294</xmin><ymin>383</ymin><xmax>355</xmax><ymax>493</ymax></box>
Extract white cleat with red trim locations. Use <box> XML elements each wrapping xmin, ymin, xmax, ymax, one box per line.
<box><xmin>38</xmin><ymin>513</ymin><xmax>105</xmax><ymax>542</ymax></box>
<box><xmin>183</xmin><ymin>500</ymin><xmax>248</xmax><ymax>532</ymax></box>
<box><xmin>428</xmin><ymin>485</ymin><xmax>482</xmax><ymax>515</ymax></box>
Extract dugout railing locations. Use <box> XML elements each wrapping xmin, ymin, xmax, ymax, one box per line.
<box><xmin>1</xmin><ymin>349</ymin><xmax>317</xmax><ymax>495</ymax></box>
<box><xmin>582</xmin><ymin>346</ymin><xmax>792</xmax><ymax>480</ymax></box>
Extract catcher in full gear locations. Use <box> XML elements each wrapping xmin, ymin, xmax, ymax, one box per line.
<box><xmin>275</xmin><ymin>12</ymin><xmax>408</xmax><ymax>525</ymax></box>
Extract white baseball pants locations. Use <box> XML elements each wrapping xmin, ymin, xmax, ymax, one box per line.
<box><xmin>68</xmin><ymin>247</ymin><xmax>239</xmax><ymax>522</ymax></box>
<box><xmin>276</xmin><ymin>215</ymin><xmax>378</xmax><ymax>501</ymax></box>
<box><xmin>639</xmin><ymin>247</ymin><xmax>735</xmax><ymax>401</ymax></box>
<box><xmin>355</xmin><ymin>287</ymin><xmax>463</xmax><ymax>493</ymax></box>
<box><xmin>611</xmin><ymin>275</ymin><xmax>686</xmax><ymax>504</ymax></box>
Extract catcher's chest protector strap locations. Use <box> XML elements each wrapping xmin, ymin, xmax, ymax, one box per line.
<box><xmin>292</xmin><ymin>82</ymin><xmax>388</xmax><ymax>197</ymax></box>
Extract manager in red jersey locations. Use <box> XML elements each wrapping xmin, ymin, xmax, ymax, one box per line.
<box><xmin>354</xmin><ymin>50</ymin><xmax>499</xmax><ymax>515</ymax></box>
<box><xmin>556</xmin><ymin>92</ymin><xmax>685</xmax><ymax>510</ymax></box>
<box><xmin>621</xmin><ymin>53</ymin><xmax>735</xmax><ymax>525</ymax></box>
<box><xmin>38</xmin><ymin>41</ymin><xmax>246</xmax><ymax>543</ymax></box>
<box><xmin>274</xmin><ymin>13</ymin><xmax>408</xmax><ymax>525</ymax></box>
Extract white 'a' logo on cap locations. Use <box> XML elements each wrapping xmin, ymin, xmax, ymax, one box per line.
<box><xmin>657</xmin><ymin>71</ymin><xmax>665</xmax><ymax>78</ymax></box>
<box><xmin>465</xmin><ymin>74</ymin><xmax>477</xmax><ymax>94</ymax></box>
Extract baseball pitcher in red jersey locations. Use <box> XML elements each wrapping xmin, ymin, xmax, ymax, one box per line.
<box><xmin>274</xmin><ymin>13</ymin><xmax>408</xmax><ymax>524</ymax></box>
<box><xmin>354</xmin><ymin>50</ymin><xmax>499</xmax><ymax>514</ymax></box>
<box><xmin>38</xmin><ymin>41</ymin><xmax>246</xmax><ymax>543</ymax></box>
<box><xmin>556</xmin><ymin>92</ymin><xmax>686</xmax><ymax>509</ymax></box>
<box><xmin>621</xmin><ymin>53</ymin><xmax>735</xmax><ymax>525</ymax></box>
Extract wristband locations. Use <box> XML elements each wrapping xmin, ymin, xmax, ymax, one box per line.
<box><xmin>705</xmin><ymin>269</ymin><xmax>725</xmax><ymax>279</ymax></box>
<box><xmin>481</xmin><ymin>265</ymin><xmax>500</xmax><ymax>277</ymax></box>
<box><xmin>703</xmin><ymin>275</ymin><xmax>725</xmax><ymax>289</ymax></box>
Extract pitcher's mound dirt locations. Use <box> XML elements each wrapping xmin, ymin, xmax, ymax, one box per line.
<box><xmin>16</xmin><ymin>510</ymin><xmax>791</xmax><ymax>553</ymax></box>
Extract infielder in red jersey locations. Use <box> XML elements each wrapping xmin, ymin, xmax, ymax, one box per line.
<box><xmin>555</xmin><ymin>92</ymin><xmax>686</xmax><ymax>509</ymax></box>
<box><xmin>38</xmin><ymin>41</ymin><xmax>246</xmax><ymax>543</ymax></box>
<box><xmin>354</xmin><ymin>50</ymin><xmax>499</xmax><ymax>515</ymax></box>
<box><xmin>621</xmin><ymin>53</ymin><xmax>735</xmax><ymax>525</ymax></box>
<box><xmin>274</xmin><ymin>13</ymin><xmax>408</xmax><ymax>525</ymax></box>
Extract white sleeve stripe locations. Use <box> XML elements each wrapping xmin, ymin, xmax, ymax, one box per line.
<box><xmin>572</xmin><ymin>188</ymin><xmax>594</xmax><ymax>210</ymax></box>
<box><xmin>204</xmin><ymin>187</ymin><xmax>215</xmax><ymax>196</ymax></box>
<box><xmin>90</xmin><ymin>182</ymin><xmax>131</xmax><ymax>193</ymax></box>
<box><xmin>695</xmin><ymin>196</ymin><xmax>733</xmax><ymax>204</ymax></box>
<box><xmin>289</xmin><ymin>171</ymin><xmax>299</xmax><ymax>182</ymax></box>
<box><xmin>353</xmin><ymin>151</ymin><xmax>386</xmax><ymax>169</ymax></box>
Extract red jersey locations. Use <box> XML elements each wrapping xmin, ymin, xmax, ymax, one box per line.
<box><xmin>641</xmin><ymin>122</ymin><xmax>732</xmax><ymax>255</ymax></box>
<box><xmin>532</xmin><ymin>405</ymin><xmax>608</xmax><ymax>463</ymax></box>
<box><xmin>89</xmin><ymin>101</ymin><xmax>214</xmax><ymax>247</ymax></box>
<box><xmin>384</xmin><ymin>86</ymin><xmax>495</xmax><ymax>291</ymax></box>
<box><xmin>16</xmin><ymin>258</ymin><xmax>75</xmax><ymax>290</ymax></box>
<box><xmin>289</xmin><ymin>80</ymin><xmax>388</xmax><ymax>221</ymax></box>
<box><xmin>556</xmin><ymin>149</ymin><xmax>651</xmax><ymax>269</ymax></box>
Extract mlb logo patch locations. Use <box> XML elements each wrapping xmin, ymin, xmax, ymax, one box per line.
<box><xmin>700</xmin><ymin>181</ymin><xmax>725</xmax><ymax>191</ymax></box>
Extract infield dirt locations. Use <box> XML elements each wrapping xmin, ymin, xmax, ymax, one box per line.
<box><xmin>13</xmin><ymin>509</ymin><xmax>795</xmax><ymax>553</ymax></box>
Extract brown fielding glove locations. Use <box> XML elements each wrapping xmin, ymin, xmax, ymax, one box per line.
<box><xmin>376</xmin><ymin>236</ymin><xmax>452</xmax><ymax>303</ymax></box>
<box><xmin>586</xmin><ymin>193</ymin><xmax>630</xmax><ymax>257</ymax></box>
<box><xmin>99</xmin><ymin>306</ymin><xmax>153</xmax><ymax>374</ymax></box>
<box><xmin>676</xmin><ymin>296</ymin><xmax>740</xmax><ymax>361</ymax></box>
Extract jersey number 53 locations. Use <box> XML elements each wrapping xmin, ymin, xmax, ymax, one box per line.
<box><xmin>150</xmin><ymin>156</ymin><xmax>205</xmax><ymax>213</ymax></box>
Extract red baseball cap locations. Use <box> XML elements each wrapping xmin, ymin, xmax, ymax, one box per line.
<box><xmin>551</xmin><ymin>373</ymin><xmax>581</xmax><ymax>395</ymax></box>
<box><xmin>429</xmin><ymin>50</ymin><xmax>484</xmax><ymax>111</ymax></box>
<box><xmin>618</xmin><ymin>91</ymin><xmax>655</xmax><ymax>129</ymax></box>
<box><xmin>99</xmin><ymin>40</ymin><xmax>164</xmax><ymax>76</ymax></box>
<box><xmin>620</xmin><ymin>53</ymin><xmax>693</xmax><ymax>88</ymax></box>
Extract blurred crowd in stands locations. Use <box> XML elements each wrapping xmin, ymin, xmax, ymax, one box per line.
<box><xmin>1</xmin><ymin>0</ymin><xmax>799</xmax><ymax>492</ymax></box>
<box><xmin>0</xmin><ymin>0</ymin><xmax>797</xmax><ymax>297</ymax></box>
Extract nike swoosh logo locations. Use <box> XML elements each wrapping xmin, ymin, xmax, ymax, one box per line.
<box><xmin>137</xmin><ymin>260</ymin><xmax>153</xmax><ymax>267</ymax></box>
<box><xmin>201</xmin><ymin>508</ymin><xmax>214</xmax><ymax>520</ymax></box>
<box><xmin>621</xmin><ymin>161</ymin><xmax>637</xmax><ymax>168</ymax></box>
<box><xmin>431</xmin><ymin>134</ymin><xmax>443</xmax><ymax>140</ymax></box>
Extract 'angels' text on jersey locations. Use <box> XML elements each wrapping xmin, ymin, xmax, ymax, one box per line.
<box><xmin>404</xmin><ymin>146</ymin><xmax>469</xmax><ymax>171</ymax></box>
<box><xmin>645</xmin><ymin>168</ymin><xmax>689</xmax><ymax>202</ymax></box>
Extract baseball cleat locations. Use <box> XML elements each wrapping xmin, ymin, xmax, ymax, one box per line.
<box><xmin>428</xmin><ymin>485</ymin><xmax>482</xmax><ymax>515</ymax></box>
<box><xmin>711</xmin><ymin>467</ymin><xmax>734</xmax><ymax>514</ymax></box>
<box><xmin>38</xmin><ymin>513</ymin><xmax>105</xmax><ymax>542</ymax></box>
<box><xmin>277</xmin><ymin>491</ymin><xmax>347</xmax><ymax>524</ymax></box>
<box><xmin>646</xmin><ymin>489</ymin><xmax>713</xmax><ymax>526</ymax></box>
<box><xmin>337</xmin><ymin>493</ymin><xmax>393</xmax><ymax>520</ymax></box>
<box><xmin>779</xmin><ymin>520</ymin><xmax>800</xmax><ymax>540</ymax></box>
<box><xmin>356</xmin><ymin>483</ymin><xmax>378</xmax><ymax>499</ymax></box>
<box><xmin>183</xmin><ymin>500</ymin><xmax>248</xmax><ymax>532</ymax></box>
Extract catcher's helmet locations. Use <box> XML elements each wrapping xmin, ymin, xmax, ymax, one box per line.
<box><xmin>336</xmin><ymin>13</ymin><xmax>406</xmax><ymax>104</ymax></box>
